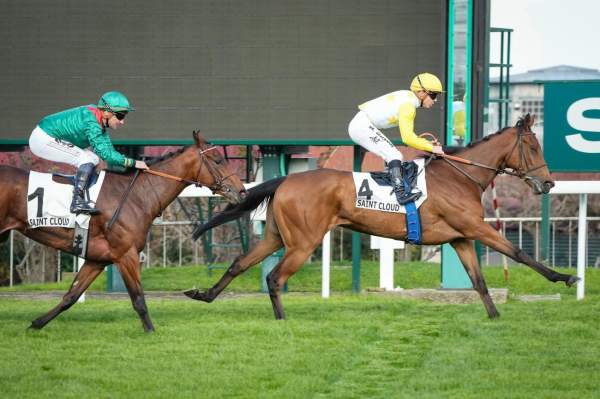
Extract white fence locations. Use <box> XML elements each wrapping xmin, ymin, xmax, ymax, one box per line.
<box><xmin>481</xmin><ymin>216</ymin><xmax>600</xmax><ymax>267</ymax></box>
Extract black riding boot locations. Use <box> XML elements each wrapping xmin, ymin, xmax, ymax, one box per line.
<box><xmin>388</xmin><ymin>159</ymin><xmax>421</xmax><ymax>205</ymax></box>
<box><xmin>70</xmin><ymin>163</ymin><xmax>100</xmax><ymax>215</ymax></box>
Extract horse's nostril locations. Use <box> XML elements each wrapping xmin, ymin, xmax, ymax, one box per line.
<box><xmin>543</xmin><ymin>181</ymin><xmax>555</xmax><ymax>192</ymax></box>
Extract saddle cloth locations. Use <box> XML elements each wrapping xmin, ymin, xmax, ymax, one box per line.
<box><xmin>353</xmin><ymin>158</ymin><xmax>427</xmax><ymax>214</ymax></box>
<box><xmin>27</xmin><ymin>171</ymin><xmax>106</xmax><ymax>229</ymax></box>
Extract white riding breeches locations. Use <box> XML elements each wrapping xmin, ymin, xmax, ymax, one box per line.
<box><xmin>348</xmin><ymin>111</ymin><xmax>403</xmax><ymax>164</ymax></box>
<box><xmin>29</xmin><ymin>126</ymin><xmax>99</xmax><ymax>167</ymax></box>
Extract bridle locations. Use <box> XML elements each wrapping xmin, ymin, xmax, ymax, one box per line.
<box><xmin>194</xmin><ymin>146</ymin><xmax>238</xmax><ymax>194</ymax></box>
<box><xmin>501</xmin><ymin>127</ymin><xmax>547</xmax><ymax>178</ymax></box>
<box><xmin>107</xmin><ymin>145</ymin><xmax>236</xmax><ymax>231</ymax></box>
<box><xmin>439</xmin><ymin>126</ymin><xmax>548</xmax><ymax>191</ymax></box>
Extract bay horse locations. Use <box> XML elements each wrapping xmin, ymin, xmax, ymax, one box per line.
<box><xmin>1</xmin><ymin>132</ymin><xmax>246</xmax><ymax>332</ymax></box>
<box><xmin>185</xmin><ymin>115</ymin><xmax>579</xmax><ymax>319</ymax></box>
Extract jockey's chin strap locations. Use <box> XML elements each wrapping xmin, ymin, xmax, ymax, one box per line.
<box><xmin>430</xmin><ymin>129</ymin><xmax>547</xmax><ymax>191</ymax></box>
<box><xmin>142</xmin><ymin>146</ymin><xmax>234</xmax><ymax>192</ymax></box>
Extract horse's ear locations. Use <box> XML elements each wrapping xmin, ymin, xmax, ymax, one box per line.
<box><xmin>524</xmin><ymin>113</ymin><xmax>535</xmax><ymax>131</ymax></box>
<box><xmin>192</xmin><ymin>130</ymin><xmax>204</xmax><ymax>147</ymax></box>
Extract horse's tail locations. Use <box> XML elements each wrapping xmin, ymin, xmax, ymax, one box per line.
<box><xmin>191</xmin><ymin>176</ymin><xmax>287</xmax><ymax>241</ymax></box>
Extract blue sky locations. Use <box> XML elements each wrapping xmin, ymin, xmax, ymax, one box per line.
<box><xmin>490</xmin><ymin>0</ymin><xmax>600</xmax><ymax>74</ymax></box>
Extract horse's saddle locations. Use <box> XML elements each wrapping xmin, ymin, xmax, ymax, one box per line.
<box><xmin>27</xmin><ymin>170</ymin><xmax>106</xmax><ymax>230</ymax></box>
<box><xmin>352</xmin><ymin>159</ymin><xmax>428</xmax><ymax>214</ymax></box>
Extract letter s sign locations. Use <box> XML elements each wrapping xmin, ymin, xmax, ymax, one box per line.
<box><xmin>545</xmin><ymin>81</ymin><xmax>600</xmax><ymax>172</ymax></box>
<box><xmin>565</xmin><ymin>98</ymin><xmax>600</xmax><ymax>153</ymax></box>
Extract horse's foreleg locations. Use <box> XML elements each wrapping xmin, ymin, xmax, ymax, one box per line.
<box><xmin>451</xmin><ymin>238</ymin><xmax>499</xmax><ymax>318</ymax></box>
<box><xmin>115</xmin><ymin>249</ymin><xmax>154</xmax><ymax>333</ymax></box>
<box><xmin>185</xmin><ymin>227</ymin><xmax>283</xmax><ymax>303</ymax></box>
<box><xmin>474</xmin><ymin>223</ymin><xmax>578</xmax><ymax>286</ymax></box>
<box><xmin>29</xmin><ymin>262</ymin><xmax>103</xmax><ymax>330</ymax></box>
<box><xmin>266</xmin><ymin>249</ymin><xmax>313</xmax><ymax>320</ymax></box>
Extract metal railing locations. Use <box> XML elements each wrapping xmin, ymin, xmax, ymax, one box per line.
<box><xmin>482</xmin><ymin>216</ymin><xmax>600</xmax><ymax>267</ymax></box>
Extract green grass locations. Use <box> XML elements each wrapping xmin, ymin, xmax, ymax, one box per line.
<box><xmin>3</xmin><ymin>261</ymin><xmax>597</xmax><ymax>297</ymax></box>
<box><xmin>1</xmin><ymin>263</ymin><xmax>600</xmax><ymax>398</ymax></box>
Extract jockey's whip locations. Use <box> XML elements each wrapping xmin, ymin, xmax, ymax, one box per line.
<box><xmin>106</xmin><ymin>169</ymin><xmax>141</xmax><ymax>230</ymax></box>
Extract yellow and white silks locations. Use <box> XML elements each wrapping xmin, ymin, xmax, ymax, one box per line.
<box><xmin>348</xmin><ymin>90</ymin><xmax>433</xmax><ymax>163</ymax></box>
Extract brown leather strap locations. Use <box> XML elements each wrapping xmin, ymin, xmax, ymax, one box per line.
<box><xmin>106</xmin><ymin>169</ymin><xmax>141</xmax><ymax>230</ymax></box>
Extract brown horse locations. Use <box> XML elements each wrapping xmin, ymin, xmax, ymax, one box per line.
<box><xmin>1</xmin><ymin>132</ymin><xmax>245</xmax><ymax>332</ymax></box>
<box><xmin>186</xmin><ymin>115</ymin><xmax>579</xmax><ymax>319</ymax></box>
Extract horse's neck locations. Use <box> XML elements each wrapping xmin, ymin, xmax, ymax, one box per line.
<box><xmin>147</xmin><ymin>154</ymin><xmax>195</xmax><ymax>212</ymax></box>
<box><xmin>455</xmin><ymin>132</ymin><xmax>515</xmax><ymax>188</ymax></box>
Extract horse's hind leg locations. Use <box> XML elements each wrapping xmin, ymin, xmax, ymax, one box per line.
<box><xmin>29</xmin><ymin>262</ymin><xmax>103</xmax><ymax>330</ymax></box>
<box><xmin>474</xmin><ymin>222</ymin><xmax>578</xmax><ymax>286</ymax></box>
<box><xmin>114</xmin><ymin>248</ymin><xmax>154</xmax><ymax>333</ymax></box>
<box><xmin>185</xmin><ymin>233</ymin><xmax>283</xmax><ymax>302</ymax></box>
<box><xmin>266</xmin><ymin>248</ymin><xmax>313</xmax><ymax>320</ymax></box>
<box><xmin>451</xmin><ymin>238</ymin><xmax>499</xmax><ymax>318</ymax></box>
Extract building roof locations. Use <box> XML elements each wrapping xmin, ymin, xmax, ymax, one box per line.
<box><xmin>491</xmin><ymin>65</ymin><xmax>600</xmax><ymax>84</ymax></box>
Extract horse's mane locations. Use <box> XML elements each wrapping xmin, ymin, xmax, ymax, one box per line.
<box><xmin>102</xmin><ymin>147</ymin><xmax>186</xmax><ymax>175</ymax></box>
<box><xmin>443</xmin><ymin>116</ymin><xmax>529</xmax><ymax>155</ymax></box>
<box><xmin>105</xmin><ymin>136</ymin><xmax>213</xmax><ymax>175</ymax></box>
<box><xmin>144</xmin><ymin>147</ymin><xmax>186</xmax><ymax>166</ymax></box>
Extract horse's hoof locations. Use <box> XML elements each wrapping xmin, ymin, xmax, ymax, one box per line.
<box><xmin>28</xmin><ymin>322</ymin><xmax>42</xmax><ymax>330</ymax></box>
<box><xmin>183</xmin><ymin>288</ymin><xmax>200</xmax><ymax>299</ymax></box>
<box><xmin>183</xmin><ymin>289</ymin><xmax>212</xmax><ymax>303</ymax></box>
<box><xmin>566</xmin><ymin>275</ymin><xmax>581</xmax><ymax>287</ymax></box>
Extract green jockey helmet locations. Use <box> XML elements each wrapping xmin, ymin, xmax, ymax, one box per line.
<box><xmin>98</xmin><ymin>91</ymin><xmax>135</xmax><ymax>112</ymax></box>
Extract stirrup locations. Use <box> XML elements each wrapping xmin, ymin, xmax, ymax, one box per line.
<box><xmin>70</xmin><ymin>197</ymin><xmax>99</xmax><ymax>215</ymax></box>
<box><xmin>391</xmin><ymin>184</ymin><xmax>422</xmax><ymax>205</ymax></box>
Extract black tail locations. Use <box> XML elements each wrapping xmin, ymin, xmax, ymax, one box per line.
<box><xmin>191</xmin><ymin>177</ymin><xmax>287</xmax><ymax>241</ymax></box>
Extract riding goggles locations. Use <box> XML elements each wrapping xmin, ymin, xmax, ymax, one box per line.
<box><xmin>416</xmin><ymin>75</ymin><xmax>439</xmax><ymax>100</ymax></box>
<box><xmin>113</xmin><ymin>111</ymin><xmax>128</xmax><ymax>121</ymax></box>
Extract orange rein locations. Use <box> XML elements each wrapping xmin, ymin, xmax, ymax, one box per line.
<box><xmin>141</xmin><ymin>146</ymin><xmax>219</xmax><ymax>185</ymax></box>
<box><xmin>143</xmin><ymin>168</ymin><xmax>191</xmax><ymax>183</ymax></box>
<box><xmin>418</xmin><ymin>133</ymin><xmax>477</xmax><ymax>166</ymax></box>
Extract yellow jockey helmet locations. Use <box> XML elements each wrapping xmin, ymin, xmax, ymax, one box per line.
<box><xmin>410</xmin><ymin>73</ymin><xmax>444</xmax><ymax>93</ymax></box>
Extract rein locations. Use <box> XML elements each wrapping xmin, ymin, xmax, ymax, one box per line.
<box><xmin>434</xmin><ymin>129</ymin><xmax>547</xmax><ymax>191</ymax></box>
<box><xmin>142</xmin><ymin>146</ymin><xmax>225</xmax><ymax>188</ymax></box>
<box><xmin>143</xmin><ymin>168</ymin><xmax>201</xmax><ymax>186</ymax></box>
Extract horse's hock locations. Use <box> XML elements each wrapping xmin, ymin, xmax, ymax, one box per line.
<box><xmin>368</xmin><ymin>288</ymin><xmax>509</xmax><ymax>304</ymax></box>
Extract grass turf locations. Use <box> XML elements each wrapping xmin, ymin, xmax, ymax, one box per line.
<box><xmin>1</xmin><ymin>263</ymin><xmax>599</xmax><ymax>398</ymax></box>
